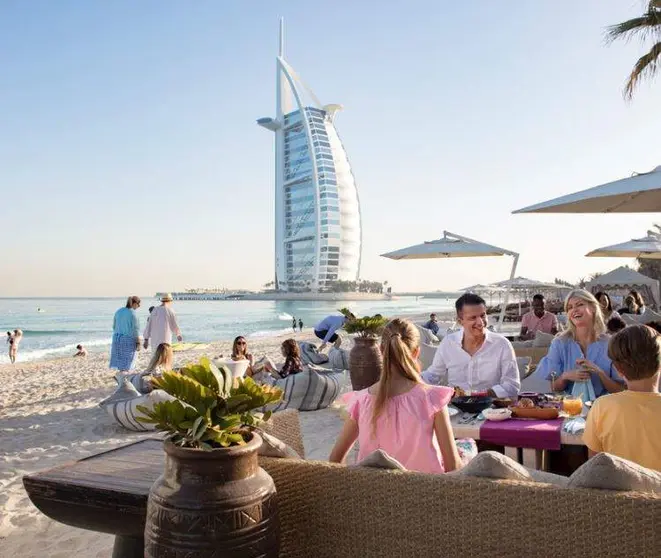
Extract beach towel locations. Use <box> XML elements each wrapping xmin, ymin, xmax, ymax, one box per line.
<box><xmin>109</xmin><ymin>333</ymin><xmax>137</xmax><ymax>370</ymax></box>
<box><xmin>100</xmin><ymin>383</ymin><xmax>174</xmax><ymax>432</ymax></box>
<box><xmin>256</xmin><ymin>369</ymin><xmax>342</xmax><ymax>412</ymax></box>
<box><xmin>172</xmin><ymin>342</ymin><xmax>210</xmax><ymax>352</ymax></box>
<box><xmin>298</xmin><ymin>342</ymin><xmax>329</xmax><ymax>365</ymax></box>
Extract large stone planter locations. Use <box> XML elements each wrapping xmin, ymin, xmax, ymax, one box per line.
<box><xmin>145</xmin><ymin>433</ymin><xmax>279</xmax><ymax>558</ymax></box>
<box><xmin>349</xmin><ymin>336</ymin><xmax>383</xmax><ymax>391</ymax></box>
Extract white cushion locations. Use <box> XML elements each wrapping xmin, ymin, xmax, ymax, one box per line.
<box><xmin>568</xmin><ymin>452</ymin><xmax>661</xmax><ymax>493</ymax></box>
<box><xmin>256</xmin><ymin>430</ymin><xmax>301</xmax><ymax>459</ymax></box>
<box><xmin>533</xmin><ymin>331</ymin><xmax>554</xmax><ymax>348</ymax></box>
<box><xmin>450</xmin><ymin>451</ymin><xmax>568</xmax><ymax>486</ymax></box>
<box><xmin>639</xmin><ymin>308</ymin><xmax>661</xmax><ymax>325</ymax></box>
<box><xmin>621</xmin><ymin>313</ymin><xmax>639</xmax><ymax>325</ymax></box>
<box><xmin>353</xmin><ymin>450</ymin><xmax>406</xmax><ymax>470</ymax></box>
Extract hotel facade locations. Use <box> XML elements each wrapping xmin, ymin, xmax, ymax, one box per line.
<box><xmin>258</xmin><ymin>21</ymin><xmax>361</xmax><ymax>292</ymax></box>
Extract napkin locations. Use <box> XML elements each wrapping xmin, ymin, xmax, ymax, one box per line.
<box><xmin>571</xmin><ymin>378</ymin><xmax>596</xmax><ymax>403</ymax></box>
<box><xmin>563</xmin><ymin>417</ymin><xmax>586</xmax><ymax>434</ymax></box>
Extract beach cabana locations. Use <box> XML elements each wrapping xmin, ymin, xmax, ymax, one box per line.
<box><xmin>585</xmin><ymin>266</ymin><xmax>660</xmax><ymax>310</ymax></box>
<box><xmin>512</xmin><ymin>165</ymin><xmax>661</xmax><ymax>214</ymax></box>
<box><xmin>381</xmin><ymin>231</ymin><xmax>519</xmax><ymax>331</ymax></box>
<box><xmin>586</xmin><ymin>232</ymin><xmax>661</xmax><ymax>259</ymax></box>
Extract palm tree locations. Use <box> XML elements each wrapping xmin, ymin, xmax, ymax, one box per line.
<box><xmin>607</xmin><ymin>1</ymin><xmax>661</xmax><ymax>99</ymax></box>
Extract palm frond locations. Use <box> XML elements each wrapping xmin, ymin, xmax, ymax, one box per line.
<box><xmin>606</xmin><ymin>11</ymin><xmax>661</xmax><ymax>44</ymax></box>
<box><xmin>624</xmin><ymin>41</ymin><xmax>661</xmax><ymax>99</ymax></box>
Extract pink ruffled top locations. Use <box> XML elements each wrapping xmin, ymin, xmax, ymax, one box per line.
<box><xmin>347</xmin><ymin>383</ymin><xmax>454</xmax><ymax>474</ymax></box>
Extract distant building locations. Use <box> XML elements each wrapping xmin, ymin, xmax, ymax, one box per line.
<box><xmin>258</xmin><ymin>20</ymin><xmax>361</xmax><ymax>292</ymax></box>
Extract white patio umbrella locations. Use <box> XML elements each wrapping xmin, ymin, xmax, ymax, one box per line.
<box><xmin>513</xmin><ymin>165</ymin><xmax>661</xmax><ymax>214</ymax></box>
<box><xmin>586</xmin><ymin>231</ymin><xmax>661</xmax><ymax>259</ymax></box>
<box><xmin>381</xmin><ymin>231</ymin><xmax>519</xmax><ymax>331</ymax></box>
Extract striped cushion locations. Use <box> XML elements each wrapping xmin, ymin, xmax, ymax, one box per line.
<box><xmin>115</xmin><ymin>372</ymin><xmax>151</xmax><ymax>394</ymax></box>
<box><xmin>101</xmin><ymin>389</ymin><xmax>174</xmax><ymax>432</ymax></box>
<box><xmin>327</xmin><ymin>347</ymin><xmax>350</xmax><ymax>371</ymax></box>
<box><xmin>265</xmin><ymin>369</ymin><xmax>342</xmax><ymax>412</ymax></box>
<box><xmin>299</xmin><ymin>342</ymin><xmax>329</xmax><ymax>365</ymax></box>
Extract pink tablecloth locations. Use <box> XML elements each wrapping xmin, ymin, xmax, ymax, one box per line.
<box><xmin>479</xmin><ymin>418</ymin><xmax>564</xmax><ymax>450</ymax></box>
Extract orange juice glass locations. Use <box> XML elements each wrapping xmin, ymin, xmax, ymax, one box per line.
<box><xmin>563</xmin><ymin>397</ymin><xmax>583</xmax><ymax>416</ymax></box>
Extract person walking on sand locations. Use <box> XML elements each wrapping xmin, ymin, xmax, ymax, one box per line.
<box><xmin>298</xmin><ymin>318</ymin><xmax>304</xmax><ymax>332</ymax></box>
<box><xmin>8</xmin><ymin>329</ymin><xmax>22</xmax><ymax>364</ymax></box>
<box><xmin>292</xmin><ymin>317</ymin><xmax>297</xmax><ymax>333</ymax></box>
<box><xmin>110</xmin><ymin>296</ymin><xmax>142</xmax><ymax>372</ymax></box>
<box><xmin>144</xmin><ymin>294</ymin><xmax>182</xmax><ymax>353</ymax></box>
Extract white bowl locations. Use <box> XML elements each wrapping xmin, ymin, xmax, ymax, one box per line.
<box><xmin>482</xmin><ymin>408</ymin><xmax>512</xmax><ymax>421</ymax></box>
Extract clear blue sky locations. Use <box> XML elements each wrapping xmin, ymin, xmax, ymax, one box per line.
<box><xmin>1</xmin><ymin>0</ymin><xmax>659</xmax><ymax>296</ymax></box>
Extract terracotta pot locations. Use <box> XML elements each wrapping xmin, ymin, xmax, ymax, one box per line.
<box><xmin>349</xmin><ymin>336</ymin><xmax>383</xmax><ymax>390</ymax></box>
<box><xmin>145</xmin><ymin>432</ymin><xmax>279</xmax><ymax>558</ymax></box>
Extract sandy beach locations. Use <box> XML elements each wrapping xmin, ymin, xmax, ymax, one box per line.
<box><xmin>0</xmin><ymin>331</ymin><xmax>354</xmax><ymax>558</ymax></box>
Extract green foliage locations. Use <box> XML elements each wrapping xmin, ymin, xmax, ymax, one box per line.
<box><xmin>343</xmin><ymin>314</ymin><xmax>389</xmax><ymax>338</ymax></box>
<box><xmin>137</xmin><ymin>358</ymin><xmax>283</xmax><ymax>450</ymax></box>
<box><xmin>607</xmin><ymin>2</ymin><xmax>661</xmax><ymax>99</ymax></box>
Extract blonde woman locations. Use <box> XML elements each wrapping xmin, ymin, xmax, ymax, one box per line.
<box><xmin>146</xmin><ymin>343</ymin><xmax>173</xmax><ymax>373</ymax></box>
<box><xmin>329</xmin><ymin>318</ymin><xmax>461</xmax><ymax>473</ymax></box>
<box><xmin>546</xmin><ymin>290</ymin><xmax>625</xmax><ymax>397</ymax></box>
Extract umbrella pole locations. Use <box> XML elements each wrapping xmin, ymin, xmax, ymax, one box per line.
<box><xmin>497</xmin><ymin>254</ymin><xmax>519</xmax><ymax>332</ymax></box>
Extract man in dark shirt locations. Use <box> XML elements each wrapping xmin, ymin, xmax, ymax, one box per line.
<box><xmin>423</xmin><ymin>313</ymin><xmax>440</xmax><ymax>335</ymax></box>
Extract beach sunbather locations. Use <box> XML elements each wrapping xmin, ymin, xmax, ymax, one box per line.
<box><xmin>329</xmin><ymin>318</ymin><xmax>462</xmax><ymax>473</ymax></box>
<box><xmin>262</xmin><ymin>339</ymin><xmax>303</xmax><ymax>379</ymax></box>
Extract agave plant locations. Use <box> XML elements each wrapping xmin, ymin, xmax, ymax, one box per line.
<box><xmin>343</xmin><ymin>314</ymin><xmax>389</xmax><ymax>338</ymax></box>
<box><xmin>137</xmin><ymin>357</ymin><xmax>283</xmax><ymax>450</ymax></box>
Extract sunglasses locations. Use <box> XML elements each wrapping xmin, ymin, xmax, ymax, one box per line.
<box><xmin>237</xmin><ymin>341</ymin><xmax>246</xmax><ymax>345</ymax></box>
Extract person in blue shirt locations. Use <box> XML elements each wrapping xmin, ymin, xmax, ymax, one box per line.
<box><xmin>109</xmin><ymin>296</ymin><xmax>142</xmax><ymax>372</ymax></box>
<box><xmin>545</xmin><ymin>289</ymin><xmax>625</xmax><ymax>398</ymax></box>
<box><xmin>314</xmin><ymin>310</ymin><xmax>356</xmax><ymax>352</ymax></box>
<box><xmin>423</xmin><ymin>313</ymin><xmax>440</xmax><ymax>336</ymax></box>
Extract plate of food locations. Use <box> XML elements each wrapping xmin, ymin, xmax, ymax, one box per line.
<box><xmin>510</xmin><ymin>397</ymin><xmax>560</xmax><ymax>420</ymax></box>
<box><xmin>482</xmin><ymin>408</ymin><xmax>512</xmax><ymax>421</ymax></box>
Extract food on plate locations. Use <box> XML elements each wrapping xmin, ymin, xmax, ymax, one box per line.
<box><xmin>453</xmin><ymin>386</ymin><xmax>467</xmax><ymax>398</ymax></box>
<box><xmin>518</xmin><ymin>397</ymin><xmax>535</xmax><ymax>409</ymax></box>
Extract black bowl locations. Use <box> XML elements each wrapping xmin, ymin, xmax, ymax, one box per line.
<box><xmin>451</xmin><ymin>396</ymin><xmax>494</xmax><ymax>414</ymax></box>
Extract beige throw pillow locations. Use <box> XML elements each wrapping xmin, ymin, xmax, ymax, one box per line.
<box><xmin>353</xmin><ymin>449</ymin><xmax>406</xmax><ymax>470</ymax></box>
<box><xmin>449</xmin><ymin>451</ymin><xmax>568</xmax><ymax>486</ymax></box>
<box><xmin>568</xmin><ymin>452</ymin><xmax>661</xmax><ymax>493</ymax></box>
<box><xmin>256</xmin><ymin>430</ymin><xmax>302</xmax><ymax>459</ymax></box>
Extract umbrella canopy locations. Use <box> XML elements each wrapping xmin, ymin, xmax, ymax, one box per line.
<box><xmin>381</xmin><ymin>231</ymin><xmax>519</xmax><ymax>331</ymax></box>
<box><xmin>491</xmin><ymin>277</ymin><xmax>554</xmax><ymax>290</ymax></box>
<box><xmin>586</xmin><ymin>231</ymin><xmax>661</xmax><ymax>259</ymax></box>
<box><xmin>380</xmin><ymin>231</ymin><xmax>517</xmax><ymax>260</ymax></box>
<box><xmin>513</xmin><ymin>165</ymin><xmax>661</xmax><ymax>214</ymax></box>
<box><xmin>585</xmin><ymin>266</ymin><xmax>660</xmax><ymax>309</ymax></box>
<box><xmin>461</xmin><ymin>283</ymin><xmax>506</xmax><ymax>293</ymax></box>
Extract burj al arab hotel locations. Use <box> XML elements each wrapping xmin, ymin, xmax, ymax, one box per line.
<box><xmin>258</xmin><ymin>20</ymin><xmax>362</xmax><ymax>292</ymax></box>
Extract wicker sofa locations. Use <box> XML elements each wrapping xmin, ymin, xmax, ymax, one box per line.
<box><xmin>264</xmin><ymin>410</ymin><xmax>661</xmax><ymax>558</ymax></box>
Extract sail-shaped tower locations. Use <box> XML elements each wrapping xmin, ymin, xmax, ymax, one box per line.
<box><xmin>257</xmin><ymin>20</ymin><xmax>362</xmax><ymax>292</ymax></box>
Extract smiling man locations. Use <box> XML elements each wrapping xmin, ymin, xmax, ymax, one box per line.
<box><xmin>519</xmin><ymin>294</ymin><xmax>558</xmax><ymax>340</ymax></box>
<box><xmin>421</xmin><ymin>293</ymin><xmax>521</xmax><ymax>398</ymax></box>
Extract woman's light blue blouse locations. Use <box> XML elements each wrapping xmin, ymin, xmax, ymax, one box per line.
<box><xmin>541</xmin><ymin>335</ymin><xmax>623</xmax><ymax>397</ymax></box>
<box><xmin>113</xmin><ymin>307</ymin><xmax>140</xmax><ymax>338</ymax></box>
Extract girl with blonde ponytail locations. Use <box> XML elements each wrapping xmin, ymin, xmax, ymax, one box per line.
<box><xmin>329</xmin><ymin>318</ymin><xmax>462</xmax><ymax>473</ymax></box>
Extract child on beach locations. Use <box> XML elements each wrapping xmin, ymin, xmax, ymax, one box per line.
<box><xmin>329</xmin><ymin>318</ymin><xmax>462</xmax><ymax>473</ymax></box>
<box><xmin>74</xmin><ymin>344</ymin><xmax>88</xmax><ymax>357</ymax></box>
<box><xmin>584</xmin><ymin>324</ymin><xmax>661</xmax><ymax>471</ymax></box>
<box><xmin>263</xmin><ymin>339</ymin><xmax>303</xmax><ymax>379</ymax></box>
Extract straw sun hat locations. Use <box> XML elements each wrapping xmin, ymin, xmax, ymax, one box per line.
<box><xmin>161</xmin><ymin>293</ymin><xmax>174</xmax><ymax>302</ymax></box>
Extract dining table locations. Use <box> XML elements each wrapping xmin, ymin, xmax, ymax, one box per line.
<box><xmin>450</xmin><ymin>411</ymin><xmax>584</xmax><ymax>471</ymax></box>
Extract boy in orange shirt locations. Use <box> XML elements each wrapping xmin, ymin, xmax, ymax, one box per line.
<box><xmin>584</xmin><ymin>324</ymin><xmax>661</xmax><ymax>471</ymax></box>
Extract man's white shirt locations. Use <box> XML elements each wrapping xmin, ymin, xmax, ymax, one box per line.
<box><xmin>421</xmin><ymin>329</ymin><xmax>520</xmax><ymax>398</ymax></box>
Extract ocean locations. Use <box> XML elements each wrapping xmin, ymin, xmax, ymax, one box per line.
<box><xmin>0</xmin><ymin>296</ymin><xmax>459</xmax><ymax>364</ymax></box>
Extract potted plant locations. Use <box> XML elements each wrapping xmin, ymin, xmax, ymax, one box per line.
<box><xmin>137</xmin><ymin>357</ymin><xmax>283</xmax><ymax>558</ymax></box>
<box><xmin>344</xmin><ymin>313</ymin><xmax>389</xmax><ymax>390</ymax></box>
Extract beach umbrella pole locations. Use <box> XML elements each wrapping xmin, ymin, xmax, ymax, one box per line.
<box><xmin>497</xmin><ymin>254</ymin><xmax>519</xmax><ymax>332</ymax></box>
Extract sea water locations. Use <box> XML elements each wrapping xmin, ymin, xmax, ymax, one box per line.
<box><xmin>0</xmin><ymin>296</ymin><xmax>458</xmax><ymax>363</ymax></box>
